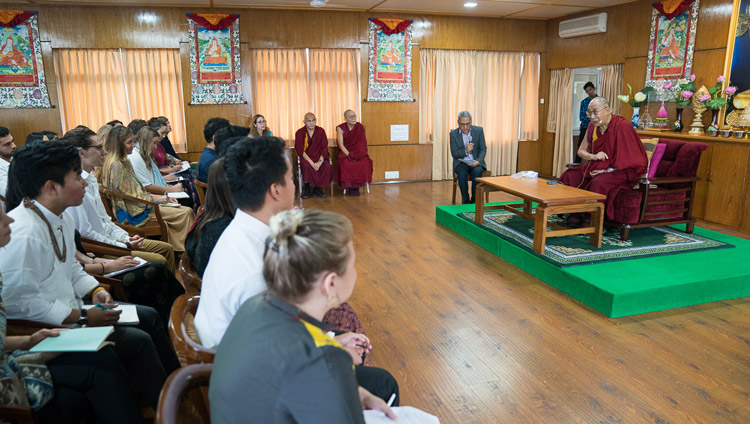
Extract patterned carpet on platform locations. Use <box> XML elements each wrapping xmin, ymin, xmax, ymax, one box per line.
<box><xmin>458</xmin><ymin>210</ymin><xmax>733</xmax><ymax>267</ymax></box>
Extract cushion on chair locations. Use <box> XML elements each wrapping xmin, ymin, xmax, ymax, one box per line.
<box><xmin>647</xmin><ymin>143</ymin><xmax>667</xmax><ymax>179</ymax></box>
<box><xmin>640</xmin><ymin>138</ymin><xmax>659</xmax><ymax>177</ymax></box>
<box><xmin>664</xmin><ymin>141</ymin><xmax>709</xmax><ymax>178</ymax></box>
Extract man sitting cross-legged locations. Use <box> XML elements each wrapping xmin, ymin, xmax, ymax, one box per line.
<box><xmin>195</xmin><ymin>136</ymin><xmax>399</xmax><ymax>404</ymax></box>
<box><xmin>0</xmin><ymin>140</ymin><xmax>181</xmax><ymax>409</ymax></box>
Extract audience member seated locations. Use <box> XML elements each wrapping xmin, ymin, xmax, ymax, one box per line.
<box><xmin>150</xmin><ymin>116</ymin><xmax>181</xmax><ymax>160</ymax></box>
<box><xmin>25</xmin><ymin>131</ymin><xmax>57</xmax><ymax>144</ymax></box>
<box><xmin>213</xmin><ymin>125</ymin><xmax>250</xmax><ymax>159</ymax></box>
<box><xmin>295</xmin><ymin>112</ymin><xmax>332</xmax><ymax>198</ymax></box>
<box><xmin>336</xmin><ymin>110</ymin><xmax>373</xmax><ymax>196</ymax></box>
<box><xmin>100</xmin><ymin>126</ymin><xmax>195</xmax><ymax>252</ymax></box>
<box><xmin>249</xmin><ymin>113</ymin><xmax>272</xmax><ymax>137</ymax></box>
<box><xmin>127</xmin><ymin>119</ymin><xmax>147</xmax><ymax>136</ymax></box>
<box><xmin>62</xmin><ymin>126</ymin><xmax>176</xmax><ymax>272</ymax></box>
<box><xmin>0</xmin><ymin>126</ymin><xmax>15</xmax><ymax>209</ymax></box>
<box><xmin>185</xmin><ymin>159</ymin><xmax>235</xmax><ymax>277</ymax></box>
<box><xmin>195</xmin><ymin>136</ymin><xmax>398</xmax><ymax>403</ymax></box>
<box><xmin>106</xmin><ymin>119</ymin><xmax>124</xmax><ymax>127</ymax></box>
<box><xmin>0</xmin><ymin>207</ymin><xmax>143</xmax><ymax>424</ymax></box>
<box><xmin>197</xmin><ymin>117</ymin><xmax>231</xmax><ymax>182</ymax></box>
<box><xmin>0</xmin><ymin>140</ymin><xmax>181</xmax><ymax>409</ymax></box>
<box><xmin>73</xmin><ymin>230</ymin><xmax>183</xmax><ymax>326</ymax></box>
<box><xmin>450</xmin><ymin>110</ymin><xmax>488</xmax><ymax>204</ymax></box>
<box><xmin>129</xmin><ymin>127</ymin><xmax>193</xmax><ymax>209</ymax></box>
<box><xmin>96</xmin><ymin>124</ymin><xmax>113</xmax><ymax>146</ymax></box>
<box><xmin>210</xmin><ymin>209</ymin><xmax>397</xmax><ymax>423</ymax></box>
<box><xmin>148</xmin><ymin>119</ymin><xmax>201</xmax><ymax>210</ymax></box>
<box><xmin>559</xmin><ymin>97</ymin><xmax>648</xmax><ymax>224</ymax></box>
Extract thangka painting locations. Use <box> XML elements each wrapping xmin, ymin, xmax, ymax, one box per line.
<box><xmin>645</xmin><ymin>0</ymin><xmax>699</xmax><ymax>95</ymax></box>
<box><xmin>187</xmin><ymin>13</ymin><xmax>243</xmax><ymax>105</ymax></box>
<box><xmin>0</xmin><ymin>10</ymin><xmax>50</xmax><ymax>108</ymax></box>
<box><xmin>367</xmin><ymin>18</ymin><xmax>413</xmax><ymax>102</ymax></box>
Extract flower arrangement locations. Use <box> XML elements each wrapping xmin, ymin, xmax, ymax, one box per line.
<box><xmin>676</xmin><ymin>74</ymin><xmax>697</xmax><ymax>107</ymax></box>
<box><xmin>704</xmin><ymin>75</ymin><xmax>737</xmax><ymax>110</ymax></box>
<box><xmin>618</xmin><ymin>84</ymin><xmax>654</xmax><ymax>108</ymax></box>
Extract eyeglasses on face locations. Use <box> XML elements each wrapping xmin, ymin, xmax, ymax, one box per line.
<box><xmin>586</xmin><ymin>107</ymin><xmax>609</xmax><ymax>117</ymax></box>
<box><xmin>87</xmin><ymin>144</ymin><xmax>105</xmax><ymax>151</ymax></box>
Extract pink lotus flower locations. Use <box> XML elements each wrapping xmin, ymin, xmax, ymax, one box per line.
<box><xmin>657</xmin><ymin>104</ymin><xmax>668</xmax><ymax>118</ymax></box>
<box><xmin>725</xmin><ymin>86</ymin><xmax>738</xmax><ymax>95</ymax></box>
<box><xmin>698</xmin><ymin>94</ymin><xmax>710</xmax><ymax>102</ymax></box>
<box><xmin>681</xmin><ymin>90</ymin><xmax>694</xmax><ymax>99</ymax></box>
<box><xmin>663</xmin><ymin>81</ymin><xmax>673</xmax><ymax>90</ymax></box>
<box><xmin>717</xmin><ymin>75</ymin><xmax>725</xmax><ymax>83</ymax></box>
<box><xmin>690</xmin><ymin>74</ymin><xmax>696</xmax><ymax>81</ymax></box>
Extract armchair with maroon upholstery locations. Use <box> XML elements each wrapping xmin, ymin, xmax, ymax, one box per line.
<box><xmin>610</xmin><ymin>138</ymin><xmax>708</xmax><ymax>241</ymax></box>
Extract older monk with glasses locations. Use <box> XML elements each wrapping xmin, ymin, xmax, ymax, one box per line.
<box><xmin>558</xmin><ymin>97</ymin><xmax>648</xmax><ymax>226</ymax></box>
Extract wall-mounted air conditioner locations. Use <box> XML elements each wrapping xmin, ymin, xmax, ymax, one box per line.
<box><xmin>559</xmin><ymin>13</ymin><xmax>607</xmax><ymax>39</ymax></box>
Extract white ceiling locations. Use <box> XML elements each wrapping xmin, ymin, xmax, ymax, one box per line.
<box><xmin>14</xmin><ymin>0</ymin><xmax>637</xmax><ymax>20</ymax></box>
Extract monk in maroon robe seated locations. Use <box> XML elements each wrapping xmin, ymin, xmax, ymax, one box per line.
<box><xmin>294</xmin><ymin>112</ymin><xmax>333</xmax><ymax>198</ymax></box>
<box><xmin>336</xmin><ymin>110</ymin><xmax>373</xmax><ymax>196</ymax></box>
<box><xmin>559</xmin><ymin>97</ymin><xmax>648</xmax><ymax>224</ymax></box>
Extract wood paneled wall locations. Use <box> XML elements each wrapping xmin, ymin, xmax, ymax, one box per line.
<box><xmin>1</xmin><ymin>4</ymin><xmax>546</xmax><ymax>182</ymax></box>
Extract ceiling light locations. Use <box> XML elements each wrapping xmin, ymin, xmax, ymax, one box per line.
<box><xmin>464</xmin><ymin>2</ymin><xmax>478</xmax><ymax>8</ymax></box>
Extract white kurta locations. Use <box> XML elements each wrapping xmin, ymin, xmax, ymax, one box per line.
<box><xmin>0</xmin><ymin>200</ymin><xmax>98</xmax><ymax>325</ymax></box>
<box><xmin>68</xmin><ymin>171</ymin><xmax>130</xmax><ymax>247</ymax></box>
<box><xmin>0</xmin><ymin>158</ymin><xmax>9</xmax><ymax>211</ymax></box>
<box><xmin>194</xmin><ymin>209</ymin><xmax>268</xmax><ymax>348</ymax></box>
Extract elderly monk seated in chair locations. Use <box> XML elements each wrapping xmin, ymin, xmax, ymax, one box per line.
<box><xmin>559</xmin><ymin>97</ymin><xmax>648</xmax><ymax>226</ymax></box>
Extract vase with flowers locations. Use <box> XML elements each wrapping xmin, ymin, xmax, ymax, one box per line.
<box><xmin>704</xmin><ymin>75</ymin><xmax>738</xmax><ymax>135</ymax></box>
<box><xmin>653</xmin><ymin>80</ymin><xmax>673</xmax><ymax>130</ymax></box>
<box><xmin>673</xmin><ymin>74</ymin><xmax>696</xmax><ymax>132</ymax></box>
<box><xmin>618</xmin><ymin>84</ymin><xmax>654</xmax><ymax>128</ymax></box>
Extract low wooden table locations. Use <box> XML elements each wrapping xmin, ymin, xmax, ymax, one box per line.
<box><xmin>474</xmin><ymin>176</ymin><xmax>606</xmax><ymax>255</ymax></box>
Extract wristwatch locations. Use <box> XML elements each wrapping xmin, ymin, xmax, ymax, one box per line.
<box><xmin>77</xmin><ymin>308</ymin><xmax>88</xmax><ymax>326</ymax></box>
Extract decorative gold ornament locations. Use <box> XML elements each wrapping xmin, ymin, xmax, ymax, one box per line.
<box><xmin>727</xmin><ymin>90</ymin><xmax>750</xmax><ymax>130</ymax></box>
<box><xmin>689</xmin><ymin>85</ymin><xmax>709</xmax><ymax>135</ymax></box>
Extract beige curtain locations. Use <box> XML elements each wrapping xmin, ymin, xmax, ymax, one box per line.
<box><xmin>418</xmin><ymin>48</ymin><xmax>435</xmax><ymax>144</ymax></box>
<box><xmin>250</xmin><ymin>48</ymin><xmax>360</xmax><ymax>142</ymax></box>
<box><xmin>54</xmin><ymin>49</ymin><xmax>187</xmax><ymax>150</ymax></box>
<box><xmin>54</xmin><ymin>49</ymin><xmax>129</xmax><ymax>133</ymax></box>
<box><xmin>421</xmin><ymin>49</ymin><xmax>540</xmax><ymax>180</ymax></box>
<box><xmin>600</xmin><ymin>63</ymin><xmax>624</xmax><ymax>116</ymax></box>
<box><xmin>547</xmin><ymin>68</ymin><xmax>574</xmax><ymax>177</ymax></box>
<box><xmin>120</xmin><ymin>49</ymin><xmax>187</xmax><ymax>151</ymax></box>
<box><xmin>309</xmin><ymin>49</ymin><xmax>360</xmax><ymax>139</ymax></box>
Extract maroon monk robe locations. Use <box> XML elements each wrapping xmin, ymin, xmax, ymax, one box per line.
<box><xmin>559</xmin><ymin>114</ymin><xmax>648</xmax><ymax>220</ymax></box>
<box><xmin>336</xmin><ymin>122</ymin><xmax>373</xmax><ymax>189</ymax></box>
<box><xmin>294</xmin><ymin>125</ymin><xmax>333</xmax><ymax>187</ymax></box>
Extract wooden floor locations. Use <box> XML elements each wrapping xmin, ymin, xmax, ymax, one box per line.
<box><xmin>301</xmin><ymin>181</ymin><xmax>750</xmax><ymax>424</ymax></box>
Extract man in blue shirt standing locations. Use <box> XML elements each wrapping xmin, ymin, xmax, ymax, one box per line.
<box><xmin>197</xmin><ymin>117</ymin><xmax>230</xmax><ymax>182</ymax></box>
<box><xmin>577</xmin><ymin>82</ymin><xmax>598</xmax><ymax>163</ymax></box>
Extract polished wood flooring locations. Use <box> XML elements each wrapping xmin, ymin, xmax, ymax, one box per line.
<box><xmin>301</xmin><ymin>181</ymin><xmax>750</xmax><ymax>424</ymax></box>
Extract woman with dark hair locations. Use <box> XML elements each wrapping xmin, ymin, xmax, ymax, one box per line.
<box><xmin>249</xmin><ymin>114</ymin><xmax>272</xmax><ymax>137</ymax></box>
<box><xmin>100</xmin><ymin>126</ymin><xmax>195</xmax><ymax>253</ymax></box>
<box><xmin>185</xmin><ymin>158</ymin><xmax>235</xmax><ymax>277</ymax></box>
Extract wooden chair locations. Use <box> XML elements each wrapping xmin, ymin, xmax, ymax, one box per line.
<box><xmin>168</xmin><ymin>294</ymin><xmax>215</xmax><ymax>367</ymax></box>
<box><xmin>195</xmin><ymin>179</ymin><xmax>207</xmax><ymax>214</ymax></box>
<box><xmin>0</xmin><ymin>404</ymin><xmax>38</xmax><ymax>424</ymax></box>
<box><xmin>155</xmin><ymin>363</ymin><xmax>212</xmax><ymax>424</ymax></box>
<box><xmin>178</xmin><ymin>252</ymin><xmax>202</xmax><ymax>296</ymax></box>
<box><xmin>452</xmin><ymin>170</ymin><xmax>492</xmax><ymax>205</ymax></box>
<box><xmin>99</xmin><ymin>187</ymin><xmax>169</xmax><ymax>242</ymax></box>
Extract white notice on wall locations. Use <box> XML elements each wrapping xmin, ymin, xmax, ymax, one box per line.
<box><xmin>390</xmin><ymin>124</ymin><xmax>409</xmax><ymax>142</ymax></box>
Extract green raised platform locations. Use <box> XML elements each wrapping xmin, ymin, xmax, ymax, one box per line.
<box><xmin>436</xmin><ymin>203</ymin><xmax>750</xmax><ymax>318</ymax></box>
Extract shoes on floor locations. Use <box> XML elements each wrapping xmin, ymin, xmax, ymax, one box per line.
<box><xmin>313</xmin><ymin>187</ymin><xmax>326</xmax><ymax>198</ymax></box>
<box><xmin>347</xmin><ymin>188</ymin><xmax>361</xmax><ymax>196</ymax></box>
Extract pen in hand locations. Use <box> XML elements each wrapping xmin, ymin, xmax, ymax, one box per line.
<box><xmin>95</xmin><ymin>304</ymin><xmax>113</xmax><ymax>310</ymax></box>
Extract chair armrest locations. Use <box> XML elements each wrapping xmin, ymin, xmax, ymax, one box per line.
<box><xmin>639</xmin><ymin>176</ymin><xmax>700</xmax><ymax>185</ymax></box>
<box><xmin>566</xmin><ymin>162</ymin><xmax>582</xmax><ymax>168</ymax></box>
<box><xmin>80</xmin><ymin>237</ymin><xmax>131</xmax><ymax>256</ymax></box>
<box><xmin>102</xmin><ymin>188</ymin><xmax>166</xmax><ymax>229</ymax></box>
<box><xmin>6</xmin><ymin>319</ymin><xmax>57</xmax><ymax>336</ymax></box>
<box><xmin>92</xmin><ymin>274</ymin><xmax>129</xmax><ymax>302</ymax></box>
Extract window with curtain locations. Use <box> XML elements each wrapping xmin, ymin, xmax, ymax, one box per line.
<box><xmin>419</xmin><ymin>49</ymin><xmax>540</xmax><ymax>179</ymax></box>
<box><xmin>250</xmin><ymin>48</ymin><xmax>360</xmax><ymax>141</ymax></box>
<box><xmin>53</xmin><ymin>48</ymin><xmax>188</xmax><ymax>151</ymax></box>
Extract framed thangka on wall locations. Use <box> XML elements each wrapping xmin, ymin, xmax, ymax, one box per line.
<box><xmin>645</xmin><ymin>0</ymin><xmax>700</xmax><ymax>96</ymax></box>
<box><xmin>187</xmin><ymin>13</ymin><xmax>243</xmax><ymax>105</ymax></box>
<box><xmin>367</xmin><ymin>18</ymin><xmax>413</xmax><ymax>102</ymax></box>
<box><xmin>0</xmin><ymin>10</ymin><xmax>50</xmax><ymax>108</ymax></box>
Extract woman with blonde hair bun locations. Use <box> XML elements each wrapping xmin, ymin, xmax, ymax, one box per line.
<box><xmin>210</xmin><ymin>209</ymin><xmax>397</xmax><ymax>423</ymax></box>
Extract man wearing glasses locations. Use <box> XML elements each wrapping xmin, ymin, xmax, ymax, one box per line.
<box><xmin>450</xmin><ymin>111</ymin><xmax>487</xmax><ymax>204</ymax></box>
<box><xmin>559</xmin><ymin>97</ymin><xmax>648</xmax><ymax>224</ymax></box>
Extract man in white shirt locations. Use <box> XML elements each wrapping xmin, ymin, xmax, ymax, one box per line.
<box><xmin>0</xmin><ymin>126</ymin><xmax>15</xmax><ymax>210</ymax></box>
<box><xmin>61</xmin><ymin>127</ymin><xmax>176</xmax><ymax>272</ymax></box>
<box><xmin>0</xmin><ymin>140</ymin><xmax>180</xmax><ymax>408</ymax></box>
<box><xmin>195</xmin><ymin>136</ymin><xmax>399</xmax><ymax>404</ymax></box>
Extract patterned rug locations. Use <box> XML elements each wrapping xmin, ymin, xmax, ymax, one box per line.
<box><xmin>459</xmin><ymin>209</ymin><xmax>734</xmax><ymax>267</ymax></box>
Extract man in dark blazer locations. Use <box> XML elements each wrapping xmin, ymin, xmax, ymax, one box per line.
<box><xmin>450</xmin><ymin>111</ymin><xmax>487</xmax><ymax>204</ymax></box>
